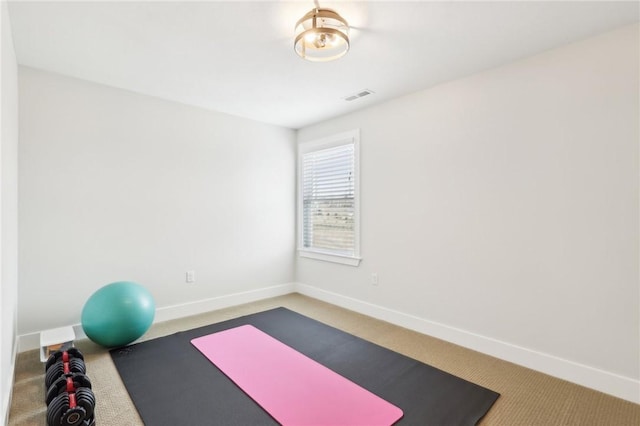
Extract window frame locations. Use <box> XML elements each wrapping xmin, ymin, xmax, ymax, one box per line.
<box><xmin>297</xmin><ymin>129</ymin><xmax>361</xmax><ymax>266</ymax></box>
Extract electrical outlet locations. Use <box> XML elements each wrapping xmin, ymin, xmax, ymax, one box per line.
<box><xmin>371</xmin><ymin>273</ymin><xmax>378</xmax><ymax>286</ymax></box>
<box><xmin>186</xmin><ymin>270</ymin><xmax>196</xmax><ymax>283</ymax></box>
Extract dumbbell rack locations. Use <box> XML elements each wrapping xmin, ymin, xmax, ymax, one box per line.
<box><xmin>44</xmin><ymin>348</ymin><xmax>96</xmax><ymax>426</ymax></box>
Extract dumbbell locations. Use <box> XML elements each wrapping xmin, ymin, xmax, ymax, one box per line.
<box><xmin>44</xmin><ymin>347</ymin><xmax>96</xmax><ymax>426</ymax></box>
<box><xmin>45</xmin><ymin>348</ymin><xmax>84</xmax><ymax>372</ymax></box>
<box><xmin>46</xmin><ymin>374</ymin><xmax>96</xmax><ymax>426</ymax></box>
<box><xmin>45</xmin><ymin>349</ymin><xmax>86</xmax><ymax>386</ymax></box>
<box><xmin>46</xmin><ymin>373</ymin><xmax>92</xmax><ymax>405</ymax></box>
<box><xmin>45</xmin><ymin>357</ymin><xmax>86</xmax><ymax>389</ymax></box>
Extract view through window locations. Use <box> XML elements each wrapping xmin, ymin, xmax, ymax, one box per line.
<box><xmin>298</xmin><ymin>130</ymin><xmax>360</xmax><ymax>265</ymax></box>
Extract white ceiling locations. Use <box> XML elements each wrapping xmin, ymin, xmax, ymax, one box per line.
<box><xmin>7</xmin><ymin>1</ymin><xmax>639</xmax><ymax>129</ymax></box>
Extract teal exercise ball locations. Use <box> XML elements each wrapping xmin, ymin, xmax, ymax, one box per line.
<box><xmin>81</xmin><ymin>281</ymin><xmax>155</xmax><ymax>347</ymax></box>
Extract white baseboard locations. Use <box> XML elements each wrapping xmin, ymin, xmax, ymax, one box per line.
<box><xmin>154</xmin><ymin>283</ymin><xmax>296</xmax><ymax>323</ymax></box>
<box><xmin>296</xmin><ymin>283</ymin><xmax>640</xmax><ymax>404</ymax></box>
<box><xmin>17</xmin><ymin>283</ymin><xmax>297</xmax><ymax>353</ymax></box>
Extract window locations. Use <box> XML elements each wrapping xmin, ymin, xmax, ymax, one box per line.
<box><xmin>298</xmin><ymin>130</ymin><xmax>360</xmax><ymax>266</ymax></box>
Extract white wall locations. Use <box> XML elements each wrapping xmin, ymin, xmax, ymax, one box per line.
<box><xmin>1</xmin><ymin>0</ymin><xmax>19</xmax><ymax>422</ymax></box>
<box><xmin>297</xmin><ymin>24</ymin><xmax>639</xmax><ymax>402</ymax></box>
<box><xmin>18</xmin><ymin>67</ymin><xmax>296</xmax><ymax>337</ymax></box>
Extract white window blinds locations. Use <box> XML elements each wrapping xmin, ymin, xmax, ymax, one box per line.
<box><xmin>301</xmin><ymin>143</ymin><xmax>356</xmax><ymax>256</ymax></box>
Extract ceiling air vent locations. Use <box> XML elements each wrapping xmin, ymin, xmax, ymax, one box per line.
<box><xmin>344</xmin><ymin>89</ymin><xmax>375</xmax><ymax>102</ymax></box>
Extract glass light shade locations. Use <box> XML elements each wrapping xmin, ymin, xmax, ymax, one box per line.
<box><xmin>294</xmin><ymin>8</ymin><xmax>349</xmax><ymax>62</ymax></box>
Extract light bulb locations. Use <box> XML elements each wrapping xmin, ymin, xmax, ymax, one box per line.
<box><xmin>314</xmin><ymin>33</ymin><xmax>327</xmax><ymax>48</ymax></box>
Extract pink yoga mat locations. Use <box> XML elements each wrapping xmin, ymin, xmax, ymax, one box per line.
<box><xmin>191</xmin><ymin>325</ymin><xmax>403</xmax><ymax>426</ymax></box>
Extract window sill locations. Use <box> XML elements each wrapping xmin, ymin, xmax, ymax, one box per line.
<box><xmin>298</xmin><ymin>249</ymin><xmax>361</xmax><ymax>266</ymax></box>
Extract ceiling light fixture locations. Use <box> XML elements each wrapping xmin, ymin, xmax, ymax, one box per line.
<box><xmin>294</xmin><ymin>5</ymin><xmax>349</xmax><ymax>62</ymax></box>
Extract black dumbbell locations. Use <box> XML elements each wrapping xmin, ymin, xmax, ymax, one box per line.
<box><xmin>46</xmin><ymin>375</ymin><xmax>95</xmax><ymax>426</ymax></box>
<box><xmin>45</xmin><ymin>348</ymin><xmax>84</xmax><ymax>372</ymax></box>
<box><xmin>46</xmin><ymin>390</ymin><xmax>95</xmax><ymax>426</ymax></box>
<box><xmin>45</xmin><ymin>358</ymin><xmax>86</xmax><ymax>389</ymax></box>
<box><xmin>46</xmin><ymin>373</ymin><xmax>92</xmax><ymax>405</ymax></box>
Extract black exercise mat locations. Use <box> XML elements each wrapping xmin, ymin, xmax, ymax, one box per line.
<box><xmin>111</xmin><ymin>307</ymin><xmax>499</xmax><ymax>425</ymax></box>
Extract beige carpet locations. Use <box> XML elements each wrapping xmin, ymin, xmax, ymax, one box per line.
<box><xmin>8</xmin><ymin>293</ymin><xmax>640</xmax><ymax>425</ymax></box>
